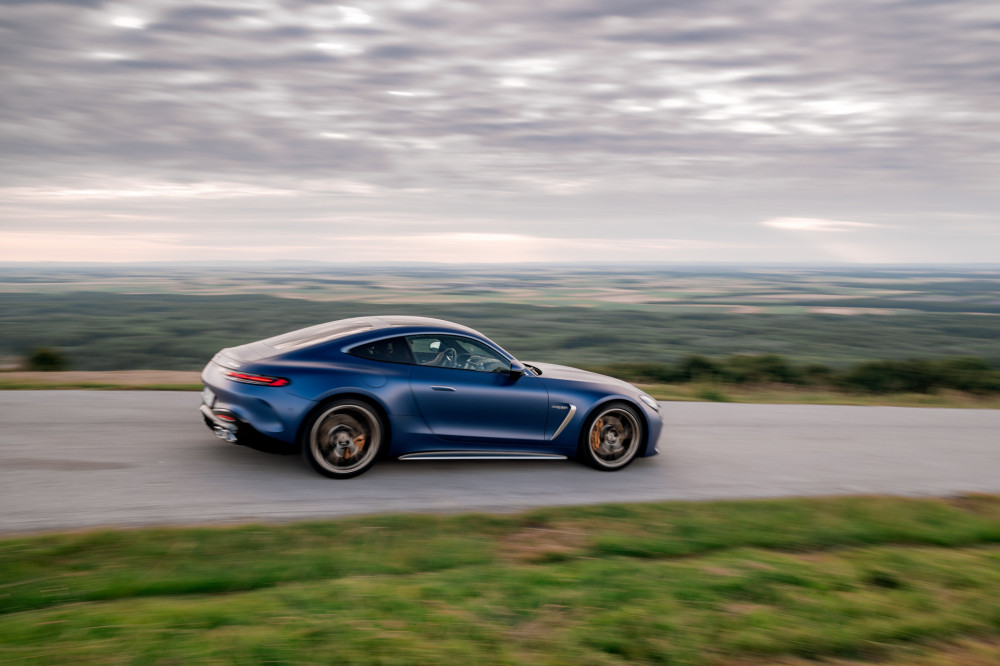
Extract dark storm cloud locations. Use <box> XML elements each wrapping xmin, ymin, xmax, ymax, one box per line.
<box><xmin>0</xmin><ymin>0</ymin><xmax>997</xmax><ymax>261</ymax></box>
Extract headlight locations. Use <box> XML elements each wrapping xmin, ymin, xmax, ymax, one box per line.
<box><xmin>638</xmin><ymin>393</ymin><xmax>660</xmax><ymax>412</ymax></box>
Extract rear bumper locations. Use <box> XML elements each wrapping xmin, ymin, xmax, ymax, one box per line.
<box><xmin>201</xmin><ymin>360</ymin><xmax>316</xmax><ymax>444</ymax></box>
<box><xmin>200</xmin><ymin>404</ymin><xmax>269</xmax><ymax>447</ymax></box>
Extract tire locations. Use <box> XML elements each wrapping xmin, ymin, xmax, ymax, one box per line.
<box><xmin>301</xmin><ymin>399</ymin><xmax>384</xmax><ymax>478</ymax></box>
<box><xmin>579</xmin><ymin>402</ymin><xmax>643</xmax><ymax>471</ymax></box>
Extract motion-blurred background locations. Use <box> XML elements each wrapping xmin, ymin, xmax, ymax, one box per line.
<box><xmin>1</xmin><ymin>0</ymin><xmax>998</xmax><ymax>395</ymax></box>
<box><xmin>3</xmin><ymin>4</ymin><xmax>1000</xmax><ymax>662</ymax></box>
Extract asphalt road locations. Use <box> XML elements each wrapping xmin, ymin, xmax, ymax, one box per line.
<box><xmin>1</xmin><ymin>391</ymin><xmax>998</xmax><ymax>533</ymax></box>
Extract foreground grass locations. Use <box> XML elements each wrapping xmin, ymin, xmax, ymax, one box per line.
<box><xmin>2</xmin><ymin>496</ymin><xmax>1000</xmax><ymax>664</ymax></box>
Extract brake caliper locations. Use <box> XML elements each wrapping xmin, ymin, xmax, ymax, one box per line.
<box><xmin>348</xmin><ymin>434</ymin><xmax>366</xmax><ymax>460</ymax></box>
<box><xmin>591</xmin><ymin>417</ymin><xmax>604</xmax><ymax>451</ymax></box>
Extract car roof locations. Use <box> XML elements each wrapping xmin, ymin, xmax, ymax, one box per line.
<box><xmin>263</xmin><ymin>316</ymin><xmax>486</xmax><ymax>352</ymax></box>
<box><xmin>369</xmin><ymin>315</ymin><xmax>479</xmax><ymax>335</ymax></box>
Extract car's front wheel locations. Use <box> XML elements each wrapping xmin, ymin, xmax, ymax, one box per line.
<box><xmin>302</xmin><ymin>399</ymin><xmax>383</xmax><ymax>478</ymax></box>
<box><xmin>579</xmin><ymin>403</ymin><xmax>643</xmax><ymax>471</ymax></box>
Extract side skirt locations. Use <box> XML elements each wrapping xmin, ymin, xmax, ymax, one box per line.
<box><xmin>398</xmin><ymin>451</ymin><xmax>567</xmax><ymax>461</ymax></box>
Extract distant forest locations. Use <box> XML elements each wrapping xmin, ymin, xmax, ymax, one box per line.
<box><xmin>2</xmin><ymin>292</ymin><xmax>999</xmax><ymax>372</ymax></box>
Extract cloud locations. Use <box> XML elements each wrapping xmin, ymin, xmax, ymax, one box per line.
<box><xmin>0</xmin><ymin>0</ymin><xmax>998</xmax><ymax>262</ymax></box>
<box><xmin>4</xmin><ymin>0</ymin><xmax>997</xmax><ymax>189</ymax></box>
<box><xmin>0</xmin><ymin>231</ymin><xmax>724</xmax><ymax>264</ymax></box>
<box><xmin>0</xmin><ymin>232</ymin><xmax>189</xmax><ymax>262</ymax></box>
<box><xmin>761</xmin><ymin>218</ymin><xmax>885</xmax><ymax>232</ymax></box>
<box><xmin>2</xmin><ymin>181</ymin><xmax>296</xmax><ymax>201</ymax></box>
<box><xmin>351</xmin><ymin>233</ymin><xmax>713</xmax><ymax>263</ymax></box>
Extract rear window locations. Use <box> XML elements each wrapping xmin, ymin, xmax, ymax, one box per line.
<box><xmin>347</xmin><ymin>336</ymin><xmax>414</xmax><ymax>364</ymax></box>
<box><xmin>264</xmin><ymin>318</ymin><xmax>375</xmax><ymax>351</ymax></box>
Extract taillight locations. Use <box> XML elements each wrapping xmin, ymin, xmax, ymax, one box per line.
<box><xmin>225</xmin><ymin>371</ymin><xmax>290</xmax><ymax>387</ymax></box>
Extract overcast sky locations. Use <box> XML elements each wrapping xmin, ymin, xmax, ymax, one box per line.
<box><xmin>1</xmin><ymin>0</ymin><xmax>998</xmax><ymax>263</ymax></box>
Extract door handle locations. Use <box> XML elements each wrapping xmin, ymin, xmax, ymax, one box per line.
<box><xmin>431</xmin><ymin>385</ymin><xmax>456</xmax><ymax>392</ymax></box>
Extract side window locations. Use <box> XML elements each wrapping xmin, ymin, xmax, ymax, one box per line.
<box><xmin>347</xmin><ymin>336</ymin><xmax>415</xmax><ymax>365</ymax></box>
<box><xmin>408</xmin><ymin>336</ymin><xmax>445</xmax><ymax>366</ymax></box>
<box><xmin>407</xmin><ymin>335</ymin><xmax>511</xmax><ymax>373</ymax></box>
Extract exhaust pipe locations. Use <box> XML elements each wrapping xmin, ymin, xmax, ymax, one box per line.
<box><xmin>213</xmin><ymin>427</ymin><xmax>238</xmax><ymax>443</ymax></box>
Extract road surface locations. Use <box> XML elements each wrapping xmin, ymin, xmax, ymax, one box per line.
<box><xmin>1</xmin><ymin>391</ymin><xmax>998</xmax><ymax>533</ymax></box>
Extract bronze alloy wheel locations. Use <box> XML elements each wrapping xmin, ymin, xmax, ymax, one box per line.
<box><xmin>304</xmin><ymin>400</ymin><xmax>382</xmax><ymax>478</ymax></box>
<box><xmin>582</xmin><ymin>404</ymin><xmax>642</xmax><ymax>471</ymax></box>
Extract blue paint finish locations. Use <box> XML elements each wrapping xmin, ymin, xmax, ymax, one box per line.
<box><xmin>200</xmin><ymin>316</ymin><xmax>662</xmax><ymax>464</ymax></box>
<box><xmin>409</xmin><ymin>364</ymin><xmax>549</xmax><ymax>444</ymax></box>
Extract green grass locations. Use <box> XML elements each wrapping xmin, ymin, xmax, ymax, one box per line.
<box><xmin>640</xmin><ymin>383</ymin><xmax>1000</xmax><ymax>409</ymax></box>
<box><xmin>2</xmin><ymin>496</ymin><xmax>1000</xmax><ymax>664</ymax></box>
<box><xmin>692</xmin><ymin>383</ymin><xmax>733</xmax><ymax>402</ymax></box>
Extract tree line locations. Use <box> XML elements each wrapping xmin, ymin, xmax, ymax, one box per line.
<box><xmin>21</xmin><ymin>343</ymin><xmax>1000</xmax><ymax>395</ymax></box>
<box><xmin>587</xmin><ymin>355</ymin><xmax>1000</xmax><ymax>394</ymax></box>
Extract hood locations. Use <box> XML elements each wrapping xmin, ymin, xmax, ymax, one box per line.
<box><xmin>526</xmin><ymin>361</ymin><xmax>636</xmax><ymax>391</ymax></box>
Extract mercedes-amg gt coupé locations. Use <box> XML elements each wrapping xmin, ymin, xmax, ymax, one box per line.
<box><xmin>200</xmin><ymin>316</ymin><xmax>662</xmax><ymax>478</ymax></box>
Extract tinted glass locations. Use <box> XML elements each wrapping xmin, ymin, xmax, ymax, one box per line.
<box><xmin>347</xmin><ymin>336</ymin><xmax>414</xmax><ymax>364</ymax></box>
<box><xmin>407</xmin><ymin>335</ymin><xmax>511</xmax><ymax>373</ymax></box>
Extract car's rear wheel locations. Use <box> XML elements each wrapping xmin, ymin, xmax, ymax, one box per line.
<box><xmin>580</xmin><ymin>403</ymin><xmax>642</xmax><ymax>471</ymax></box>
<box><xmin>302</xmin><ymin>399</ymin><xmax>383</xmax><ymax>478</ymax></box>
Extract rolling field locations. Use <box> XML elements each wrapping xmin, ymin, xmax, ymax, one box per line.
<box><xmin>3</xmin><ymin>266</ymin><xmax>998</xmax><ymax>663</ymax></box>
<box><xmin>2</xmin><ymin>496</ymin><xmax>999</xmax><ymax>665</ymax></box>
<box><xmin>3</xmin><ymin>265</ymin><xmax>999</xmax><ymax>372</ymax></box>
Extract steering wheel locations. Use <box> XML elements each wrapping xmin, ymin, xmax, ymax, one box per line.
<box><xmin>479</xmin><ymin>358</ymin><xmax>505</xmax><ymax>373</ymax></box>
<box><xmin>440</xmin><ymin>347</ymin><xmax>458</xmax><ymax>368</ymax></box>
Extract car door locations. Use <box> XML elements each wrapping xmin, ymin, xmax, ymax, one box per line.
<box><xmin>406</xmin><ymin>334</ymin><xmax>549</xmax><ymax>444</ymax></box>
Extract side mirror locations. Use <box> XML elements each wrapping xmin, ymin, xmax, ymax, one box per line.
<box><xmin>509</xmin><ymin>361</ymin><xmax>526</xmax><ymax>380</ymax></box>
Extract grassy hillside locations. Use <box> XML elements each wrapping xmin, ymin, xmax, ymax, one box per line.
<box><xmin>3</xmin><ymin>292</ymin><xmax>1000</xmax><ymax>371</ymax></box>
<box><xmin>2</xmin><ymin>496</ymin><xmax>999</xmax><ymax>664</ymax></box>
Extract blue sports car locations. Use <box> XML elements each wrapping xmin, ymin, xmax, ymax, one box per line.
<box><xmin>200</xmin><ymin>316</ymin><xmax>662</xmax><ymax>478</ymax></box>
